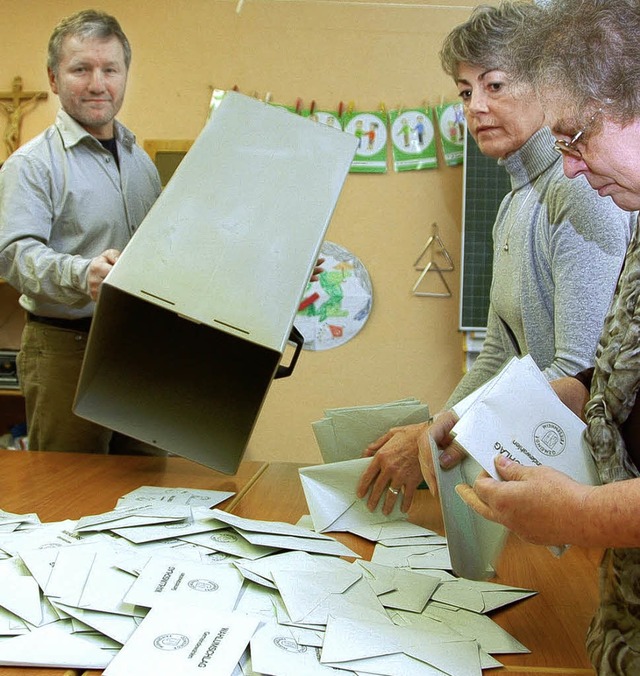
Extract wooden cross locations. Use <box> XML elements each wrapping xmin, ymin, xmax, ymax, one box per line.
<box><xmin>0</xmin><ymin>76</ymin><xmax>48</xmax><ymax>157</ymax></box>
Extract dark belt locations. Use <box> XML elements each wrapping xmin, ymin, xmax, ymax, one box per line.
<box><xmin>27</xmin><ymin>312</ymin><xmax>92</xmax><ymax>333</ymax></box>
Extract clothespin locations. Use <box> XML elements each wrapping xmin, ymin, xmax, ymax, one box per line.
<box><xmin>309</xmin><ymin>100</ymin><xmax>316</xmax><ymax>116</ymax></box>
<box><xmin>378</xmin><ymin>101</ymin><xmax>387</xmax><ymax>117</ymax></box>
<box><xmin>347</xmin><ymin>100</ymin><xmax>355</xmax><ymax>115</ymax></box>
<box><xmin>337</xmin><ymin>101</ymin><xmax>344</xmax><ymax>119</ymax></box>
<box><xmin>232</xmin><ymin>84</ymin><xmax>240</xmax><ymax>92</ymax></box>
<box><xmin>295</xmin><ymin>97</ymin><xmax>303</xmax><ymax>115</ymax></box>
<box><xmin>265</xmin><ymin>92</ymin><xmax>273</xmax><ymax>104</ymax></box>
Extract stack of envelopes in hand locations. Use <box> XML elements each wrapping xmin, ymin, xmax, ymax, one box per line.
<box><xmin>312</xmin><ymin>398</ymin><xmax>431</xmax><ymax>463</ymax></box>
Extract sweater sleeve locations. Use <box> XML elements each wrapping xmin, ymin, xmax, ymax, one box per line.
<box><xmin>444</xmin><ymin>305</ymin><xmax>515</xmax><ymax>408</ymax></box>
<box><xmin>537</xmin><ymin>174</ymin><xmax>635</xmax><ymax>381</ymax></box>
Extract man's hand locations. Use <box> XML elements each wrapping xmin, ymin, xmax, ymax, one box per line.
<box><xmin>87</xmin><ymin>248</ymin><xmax>120</xmax><ymax>300</ymax></box>
<box><xmin>310</xmin><ymin>257</ymin><xmax>325</xmax><ymax>282</ymax></box>
<box><xmin>356</xmin><ymin>422</ymin><xmax>427</xmax><ymax>515</ymax></box>
<box><xmin>456</xmin><ymin>454</ymin><xmax>592</xmax><ymax>546</ymax></box>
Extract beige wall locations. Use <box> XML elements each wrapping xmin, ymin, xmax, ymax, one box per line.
<box><xmin>0</xmin><ymin>0</ymin><xmax>496</xmax><ymax>463</ymax></box>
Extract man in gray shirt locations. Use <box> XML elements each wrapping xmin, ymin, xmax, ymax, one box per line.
<box><xmin>0</xmin><ymin>10</ymin><xmax>162</xmax><ymax>453</ymax></box>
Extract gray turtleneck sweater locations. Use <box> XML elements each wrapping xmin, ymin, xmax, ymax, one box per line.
<box><xmin>446</xmin><ymin>126</ymin><xmax>635</xmax><ymax>408</ymax></box>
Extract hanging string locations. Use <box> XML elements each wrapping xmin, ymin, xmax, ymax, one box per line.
<box><xmin>235</xmin><ymin>0</ymin><xmax>477</xmax><ymax>14</ymax></box>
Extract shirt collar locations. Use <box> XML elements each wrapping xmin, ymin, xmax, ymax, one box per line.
<box><xmin>55</xmin><ymin>108</ymin><xmax>136</xmax><ymax>152</ymax></box>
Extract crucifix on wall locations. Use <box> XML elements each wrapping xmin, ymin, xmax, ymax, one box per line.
<box><xmin>0</xmin><ymin>76</ymin><xmax>48</xmax><ymax>158</ymax></box>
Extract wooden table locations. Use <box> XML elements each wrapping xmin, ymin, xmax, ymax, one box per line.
<box><xmin>0</xmin><ymin>449</ymin><xmax>266</xmax><ymax>676</ymax></box>
<box><xmin>0</xmin><ymin>452</ymin><xmax>601</xmax><ymax>676</ymax></box>
<box><xmin>0</xmin><ymin>449</ymin><xmax>267</xmax><ymax>522</ymax></box>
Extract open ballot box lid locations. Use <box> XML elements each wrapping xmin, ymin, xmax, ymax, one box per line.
<box><xmin>74</xmin><ymin>92</ymin><xmax>358</xmax><ymax>474</ymax></box>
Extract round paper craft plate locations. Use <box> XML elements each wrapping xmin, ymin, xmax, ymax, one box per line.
<box><xmin>294</xmin><ymin>241</ymin><xmax>373</xmax><ymax>351</ymax></box>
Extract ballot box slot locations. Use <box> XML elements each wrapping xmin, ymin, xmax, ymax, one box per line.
<box><xmin>140</xmin><ymin>290</ymin><xmax>176</xmax><ymax>306</ymax></box>
<box><xmin>214</xmin><ymin>318</ymin><xmax>250</xmax><ymax>336</ymax></box>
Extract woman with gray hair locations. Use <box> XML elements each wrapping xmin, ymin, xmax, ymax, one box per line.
<box><xmin>358</xmin><ymin>1</ymin><xmax>634</xmax><ymax>517</ymax></box>
<box><xmin>430</xmin><ymin>1</ymin><xmax>640</xmax><ymax>671</ymax></box>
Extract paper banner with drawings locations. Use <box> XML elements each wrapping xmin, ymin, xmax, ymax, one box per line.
<box><xmin>307</xmin><ymin>109</ymin><xmax>342</xmax><ymax>129</ymax></box>
<box><xmin>343</xmin><ymin>111</ymin><xmax>388</xmax><ymax>173</ymax></box>
<box><xmin>294</xmin><ymin>241</ymin><xmax>372</xmax><ymax>351</ymax></box>
<box><xmin>388</xmin><ymin>107</ymin><xmax>438</xmax><ymax>172</ymax></box>
<box><xmin>435</xmin><ymin>101</ymin><xmax>466</xmax><ymax>166</ymax></box>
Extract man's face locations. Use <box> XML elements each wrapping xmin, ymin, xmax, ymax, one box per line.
<box><xmin>48</xmin><ymin>34</ymin><xmax>128</xmax><ymax>139</ymax></box>
<box><xmin>553</xmin><ymin>114</ymin><xmax>640</xmax><ymax>212</ymax></box>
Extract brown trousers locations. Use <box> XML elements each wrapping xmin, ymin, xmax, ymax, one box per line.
<box><xmin>17</xmin><ymin>320</ymin><xmax>165</xmax><ymax>456</ymax></box>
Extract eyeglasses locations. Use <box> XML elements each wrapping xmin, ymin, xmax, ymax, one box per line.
<box><xmin>554</xmin><ymin>110</ymin><xmax>601</xmax><ymax>159</ymax></box>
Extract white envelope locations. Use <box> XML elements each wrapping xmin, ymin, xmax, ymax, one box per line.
<box><xmin>348</xmin><ymin>520</ymin><xmax>439</xmax><ymax>543</ymax></box>
<box><xmin>0</xmin><ymin>510</ymin><xmax>40</xmax><ymax>528</ymax></box>
<box><xmin>0</xmin><ymin>575</ymin><xmax>42</xmax><ymax>627</ymax></box>
<box><xmin>272</xmin><ymin>568</ymin><xmax>391</xmax><ymax>626</ymax></box>
<box><xmin>57</xmin><ymin>552</ymin><xmax>141</xmax><ymax>617</ymax></box>
<box><xmin>51</xmin><ymin>601</ymin><xmax>142</xmax><ymax>645</ymax></box>
<box><xmin>234</xmin><ymin>581</ymin><xmax>281</xmax><ymax>620</ymax></box>
<box><xmin>299</xmin><ymin>458</ymin><xmax>406</xmax><ymax>533</ymax></box>
<box><xmin>209</xmin><ymin>509</ymin><xmax>358</xmax><ymax>557</ymax></box>
<box><xmin>422</xmin><ymin>603</ymin><xmax>530</xmax><ymax>654</ymax></box>
<box><xmin>356</xmin><ymin>560</ymin><xmax>440</xmax><ymax>612</ymax></box>
<box><xmin>0</xmin><ymin>619</ymin><xmax>113</xmax><ymax>669</ymax></box>
<box><xmin>234</xmin><ymin>550</ymin><xmax>350</xmax><ymax>590</ymax></box>
<box><xmin>116</xmin><ymin>485</ymin><xmax>234</xmax><ymax>508</ymax></box>
<box><xmin>0</xmin><ymin>605</ymin><xmax>30</xmax><ymax>637</ymax></box>
<box><xmin>312</xmin><ymin>399</ymin><xmax>430</xmax><ymax>464</ymax></box>
<box><xmin>430</xmin><ymin>433</ymin><xmax>507</xmax><ymax>581</ymax></box>
<box><xmin>431</xmin><ymin>579</ymin><xmax>536</xmax><ymax>613</ymax></box>
<box><xmin>371</xmin><ymin>542</ymin><xmax>452</xmax><ymax>571</ymax></box>
<box><xmin>320</xmin><ymin>615</ymin><xmax>482</xmax><ymax>675</ymax></box>
<box><xmin>0</xmin><ymin>520</ymin><xmax>84</xmax><ymax>557</ymax></box>
<box><xmin>210</xmin><ymin>509</ymin><xmax>331</xmax><ymax>540</ymax></box>
<box><xmin>236</xmin><ymin>530</ymin><xmax>358</xmax><ymax>558</ymax></box>
<box><xmin>451</xmin><ymin>355</ymin><xmax>600</xmax><ymax>486</ymax></box>
<box><xmin>75</xmin><ymin>504</ymin><xmax>192</xmax><ymax>533</ymax></box>
<box><xmin>122</xmin><ymin>557</ymin><xmax>244</xmax><ymax>610</ymax></box>
<box><xmin>250</xmin><ymin>619</ymin><xmax>339</xmax><ymax>675</ymax></box>
<box><xmin>102</xmin><ymin>598</ymin><xmax>260</xmax><ymax>676</ymax></box>
<box><xmin>181</xmin><ymin>529</ymin><xmax>278</xmax><ymax>560</ymax></box>
<box><xmin>112</xmin><ymin>508</ymin><xmax>228</xmax><ymax>544</ymax></box>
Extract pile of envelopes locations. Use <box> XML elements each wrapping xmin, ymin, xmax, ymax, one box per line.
<box><xmin>312</xmin><ymin>398</ymin><xmax>431</xmax><ymax>464</ymax></box>
<box><xmin>0</xmin><ymin>463</ymin><xmax>535</xmax><ymax>675</ymax></box>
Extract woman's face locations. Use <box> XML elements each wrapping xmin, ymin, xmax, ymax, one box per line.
<box><xmin>553</xmin><ymin>114</ymin><xmax>640</xmax><ymax>212</ymax></box>
<box><xmin>456</xmin><ymin>63</ymin><xmax>545</xmax><ymax>160</ymax></box>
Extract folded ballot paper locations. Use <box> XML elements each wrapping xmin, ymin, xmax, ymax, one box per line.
<box><xmin>312</xmin><ymin>399</ymin><xmax>430</xmax><ymax>464</ymax></box>
<box><xmin>450</xmin><ymin>354</ymin><xmax>600</xmax><ymax>486</ymax></box>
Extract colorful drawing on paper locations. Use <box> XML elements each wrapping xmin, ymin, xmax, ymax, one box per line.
<box><xmin>295</xmin><ymin>241</ymin><xmax>373</xmax><ymax>351</ymax></box>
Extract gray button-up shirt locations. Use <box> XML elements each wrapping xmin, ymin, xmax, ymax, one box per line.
<box><xmin>0</xmin><ymin>109</ymin><xmax>161</xmax><ymax>319</ymax></box>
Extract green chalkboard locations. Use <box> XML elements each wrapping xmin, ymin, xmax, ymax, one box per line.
<box><xmin>460</xmin><ymin>132</ymin><xmax>512</xmax><ymax>330</ymax></box>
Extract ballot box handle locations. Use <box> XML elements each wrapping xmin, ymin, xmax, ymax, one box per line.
<box><xmin>275</xmin><ymin>326</ymin><xmax>304</xmax><ymax>379</ymax></box>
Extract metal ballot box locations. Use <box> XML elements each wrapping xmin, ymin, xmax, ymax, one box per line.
<box><xmin>74</xmin><ymin>92</ymin><xmax>357</xmax><ymax>474</ymax></box>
